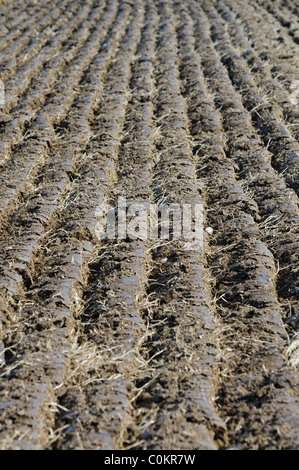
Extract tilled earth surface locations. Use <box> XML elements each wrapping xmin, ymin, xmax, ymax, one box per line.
<box><xmin>0</xmin><ymin>0</ymin><xmax>298</xmax><ymax>450</ymax></box>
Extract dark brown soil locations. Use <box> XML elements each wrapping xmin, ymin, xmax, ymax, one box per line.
<box><xmin>0</xmin><ymin>0</ymin><xmax>298</xmax><ymax>450</ymax></box>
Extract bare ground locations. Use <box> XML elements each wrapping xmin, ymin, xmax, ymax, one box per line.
<box><xmin>0</xmin><ymin>0</ymin><xmax>298</xmax><ymax>450</ymax></box>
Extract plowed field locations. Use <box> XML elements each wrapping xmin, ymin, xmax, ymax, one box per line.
<box><xmin>0</xmin><ymin>0</ymin><xmax>298</xmax><ymax>450</ymax></box>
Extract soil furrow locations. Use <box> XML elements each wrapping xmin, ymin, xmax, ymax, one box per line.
<box><xmin>0</xmin><ymin>0</ymin><xmax>52</xmax><ymax>53</ymax></box>
<box><xmin>0</xmin><ymin>0</ymin><xmax>298</xmax><ymax>452</ymax></box>
<box><xmin>0</xmin><ymin>0</ymin><xmax>108</xmax><ymax>165</ymax></box>
<box><xmin>0</xmin><ymin>0</ymin><xmax>142</xmax><ymax>451</ymax></box>
<box><xmin>0</xmin><ymin>0</ymin><xmax>77</xmax><ymax>79</ymax></box>
<box><xmin>0</xmin><ymin>0</ymin><xmax>90</xmax><ymax>111</ymax></box>
<box><xmin>203</xmin><ymin>2</ymin><xmax>299</xmax><ymax>195</ymax></box>
<box><xmin>0</xmin><ymin>1</ymin><xmax>29</xmax><ymax>30</ymax></box>
<box><xmin>223</xmin><ymin>0</ymin><xmax>299</xmax><ymax>98</ymax></box>
<box><xmin>0</xmin><ymin>10</ymin><xmax>31</xmax><ymax>41</ymax></box>
<box><xmin>0</xmin><ymin>0</ymin><xmax>63</xmax><ymax>68</ymax></box>
<box><xmin>0</xmin><ymin>0</ymin><xmax>124</xmax><ymax>337</ymax></box>
<box><xmin>50</xmin><ymin>1</ymin><xmax>150</xmax><ymax>450</ymax></box>
<box><xmin>0</xmin><ymin>0</ymin><xmax>119</xmax><ymax>223</ymax></box>
<box><xmin>188</xmin><ymin>1</ymin><xmax>299</xmax><ymax>347</ymax></box>
<box><xmin>253</xmin><ymin>0</ymin><xmax>299</xmax><ymax>45</ymax></box>
<box><xmin>216</xmin><ymin>0</ymin><xmax>299</xmax><ymax>144</ymax></box>
<box><xmin>125</xmin><ymin>0</ymin><xmax>226</xmax><ymax>450</ymax></box>
<box><xmin>188</xmin><ymin>0</ymin><xmax>299</xmax><ymax>450</ymax></box>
